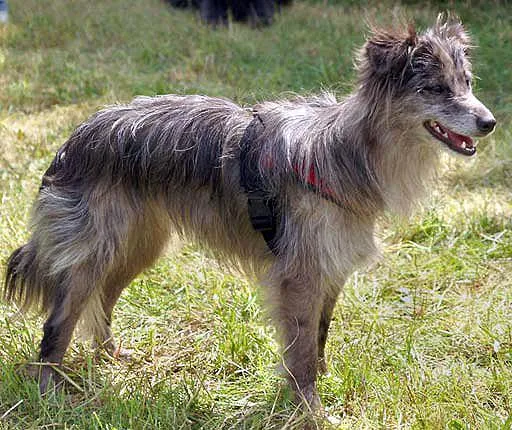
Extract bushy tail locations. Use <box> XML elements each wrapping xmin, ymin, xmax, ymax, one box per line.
<box><xmin>4</xmin><ymin>236</ymin><xmax>109</xmax><ymax>340</ymax></box>
<box><xmin>4</xmin><ymin>240</ymin><xmax>47</xmax><ymax>312</ymax></box>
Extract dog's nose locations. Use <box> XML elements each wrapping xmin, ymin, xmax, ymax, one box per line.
<box><xmin>476</xmin><ymin>116</ymin><xmax>496</xmax><ymax>134</ymax></box>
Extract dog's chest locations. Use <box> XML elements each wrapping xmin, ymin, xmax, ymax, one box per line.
<box><xmin>289</xmin><ymin>194</ymin><xmax>378</xmax><ymax>282</ymax></box>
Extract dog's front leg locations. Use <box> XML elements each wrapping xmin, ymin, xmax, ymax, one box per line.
<box><xmin>317</xmin><ymin>290</ymin><xmax>340</xmax><ymax>375</ymax></box>
<box><xmin>277</xmin><ymin>277</ymin><xmax>323</xmax><ymax>410</ymax></box>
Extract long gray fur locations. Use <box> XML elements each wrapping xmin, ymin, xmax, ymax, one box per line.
<box><xmin>4</xmin><ymin>16</ymin><xmax>496</xmax><ymax>408</ymax></box>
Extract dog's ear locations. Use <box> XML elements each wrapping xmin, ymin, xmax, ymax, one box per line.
<box><xmin>364</xmin><ymin>24</ymin><xmax>417</xmax><ymax>76</ymax></box>
<box><xmin>436</xmin><ymin>13</ymin><xmax>472</xmax><ymax>48</ymax></box>
<box><xmin>445</xmin><ymin>22</ymin><xmax>471</xmax><ymax>46</ymax></box>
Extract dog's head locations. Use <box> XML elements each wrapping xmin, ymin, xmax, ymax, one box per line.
<box><xmin>358</xmin><ymin>16</ymin><xmax>496</xmax><ymax>156</ymax></box>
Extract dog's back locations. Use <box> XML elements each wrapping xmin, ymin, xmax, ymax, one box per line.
<box><xmin>42</xmin><ymin>95</ymin><xmax>249</xmax><ymax>193</ymax></box>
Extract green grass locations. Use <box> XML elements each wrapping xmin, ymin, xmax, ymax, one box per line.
<box><xmin>1</xmin><ymin>0</ymin><xmax>512</xmax><ymax>428</ymax></box>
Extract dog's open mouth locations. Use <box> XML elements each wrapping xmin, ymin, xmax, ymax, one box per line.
<box><xmin>423</xmin><ymin>120</ymin><xmax>476</xmax><ymax>156</ymax></box>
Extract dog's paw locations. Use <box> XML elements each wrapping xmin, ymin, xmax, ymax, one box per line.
<box><xmin>93</xmin><ymin>337</ymin><xmax>134</xmax><ymax>362</ymax></box>
<box><xmin>296</xmin><ymin>384</ymin><xmax>323</xmax><ymax>414</ymax></box>
<box><xmin>111</xmin><ymin>346</ymin><xmax>134</xmax><ymax>361</ymax></box>
<box><xmin>36</xmin><ymin>365</ymin><xmax>63</xmax><ymax>394</ymax></box>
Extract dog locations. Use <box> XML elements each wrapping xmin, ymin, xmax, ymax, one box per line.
<box><xmin>166</xmin><ymin>0</ymin><xmax>292</xmax><ymax>27</ymax></box>
<box><xmin>4</xmin><ymin>16</ymin><xmax>496</xmax><ymax>410</ymax></box>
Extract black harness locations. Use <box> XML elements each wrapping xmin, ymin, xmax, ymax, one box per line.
<box><xmin>239</xmin><ymin>113</ymin><xmax>280</xmax><ymax>254</ymax></box>
<box><xmin>239</xmin><ymin>112</ymin><xmax>343</xmax><ymax>255</ymax></box>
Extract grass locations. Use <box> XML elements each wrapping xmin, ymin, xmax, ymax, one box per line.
<box><xmin>1</xmin><ymin>0</ymin><xmax>512</xmax><ymax>428</ymax></box>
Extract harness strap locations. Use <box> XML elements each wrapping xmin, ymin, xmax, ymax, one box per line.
<box><xmin>239</xmin><ymin>111</ymin><xmax>343</xmax><ymax>254</ymax></box>
<box><xmin>239</xmin><ymin>113</ymin><xmax>279</xmax><ymax>254</ymax></box>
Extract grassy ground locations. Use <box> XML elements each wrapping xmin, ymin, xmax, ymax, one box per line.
<box><xmin>1</xmin><ymin>0</ymin><xmax>512</xmax><ymax>428</ymax></box>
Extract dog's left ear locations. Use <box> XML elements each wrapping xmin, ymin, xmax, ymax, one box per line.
<box><xmin>436</xmin><ymin>14</ymin><xmax>472</xmax><ymax>48</ymax></box>
<box><xmin>364</xmin><ymin>24</ymin><xmax>417</xmax><ymax>77</ymax></box>
<box><xmin>446</xmin><ymin>23</ymin><xmax>472</xmax><ymax>55</ymax></box>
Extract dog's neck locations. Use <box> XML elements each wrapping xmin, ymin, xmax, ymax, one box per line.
<box><xmin>340</xmin><ymin>90</ymin><xmax>440</xmax><ymax>217</ymax></box>
<box><xmin>252</xmin><ymin>92</ymin><xmax>440</xmax><ymax>220</ymax></box>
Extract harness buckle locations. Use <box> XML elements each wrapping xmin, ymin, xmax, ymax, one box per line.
<box><xmin>247</xmin><ymin>191</ymin><xmax>275</xmax><ymax>233</ymax></box>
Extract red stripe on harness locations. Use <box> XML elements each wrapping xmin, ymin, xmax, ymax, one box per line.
<box><xmin>292</xmin><ymin>163</ymin><xmax>336</xmax><ymax>200</ymax></box>
<box><xmin>261</xmin><ymin>156</ymin><xmax>338</xmax><ymax>202</ymax></box>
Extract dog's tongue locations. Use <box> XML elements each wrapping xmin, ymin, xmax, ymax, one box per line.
<box><xmin>444</xmin><ymin>126</ymin><xmax>473</xmax><ymax>150</ymax></box>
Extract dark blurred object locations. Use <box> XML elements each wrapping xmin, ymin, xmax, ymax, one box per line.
<box><xmin>165</xmin><ymin>0</ymin><xmax>293</xmax><ymax>27</ymax></box>
<box><xmin>167</xmin><ymin>0</ymin><xmax>200</xmax><ymax>8</ymax></box>
<box><xmin>0</xmin><ymin>0</ymin><xmax>8</xmax><ymax>23</ymax></box>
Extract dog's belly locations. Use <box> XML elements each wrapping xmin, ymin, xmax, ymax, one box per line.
<box><xmin>160</xmin><ymin>183</ymin><xmax>378</xmax><ymax>286</ymax></box>
<box><xmin>162</xmin><ymin>186</ymin><xmax>271</xmax><ymax>268</ymax></box>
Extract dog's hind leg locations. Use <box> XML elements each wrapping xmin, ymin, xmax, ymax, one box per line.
<box><xmin>93</xmin><ymin>265</ymin><xmax>161</xmax><ymax>358</ymax></box>
<box><xmin>274</xmin><ymin>276</ymin><xmax>323</xmax><ymax>410</ymax></box>
<box><xmin>91</xmin><ymin>276</ymin><xmax>131</xmax><ymax>357</ymax></box>
<box><xmin>91</xmin><ymin>201</ymin><xmax>171</xmax><ymax>357</ymax></box>
<box><xmin>30</xmin><ymin>185</ymin><xmax>144</xmax><ymax>391</ymax></box>
<box><xmin>38</xmin><ymin>264</ymin><xmax>98</xmax><ymax>393</ymax></box>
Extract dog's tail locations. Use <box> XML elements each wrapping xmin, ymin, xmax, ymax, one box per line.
<box><xmin>4</xmin><ymin>240</ymin><xmax>48</xmax><ymax>312</ymax></box>
<box><xmin>4</xmin><ymin>215</ymin><xmax>109</xmax><ymax>342</ymax></box>
<box><xmin>3</xmin><ymin>170</ymin><xmax>109</xmax><ymax>339</ymax></box>
<box><xmin>4</xmin><ymin>150</ymin><xmax>72</xmax><ymax>314</ymax></box>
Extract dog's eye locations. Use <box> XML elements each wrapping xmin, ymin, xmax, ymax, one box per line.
<box><xmin>423</xmin><ymin>85</ymin><xmax>448</xmax><ymax>94</ymax></box>
<box><xmin>465</xmin><ymin>78</ymin><xmax>472</xmax><ymax>88</ymax></box>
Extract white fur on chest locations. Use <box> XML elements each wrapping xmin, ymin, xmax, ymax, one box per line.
<box><xmin>288</xmin><ymin>193</ymin><xmax>379</xmax><ymax>285</ymax></box>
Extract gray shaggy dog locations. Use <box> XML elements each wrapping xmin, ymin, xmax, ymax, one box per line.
<box><xmin>4</xmin><ymin>17</ymin><xmax>496</xmax><ymax>409</ymax></box>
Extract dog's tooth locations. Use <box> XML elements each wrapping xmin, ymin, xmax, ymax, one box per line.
<box><xmin>461</xmin><ymin>142</ymin><xmax>466</xmax><ymax>149</ymax></box>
